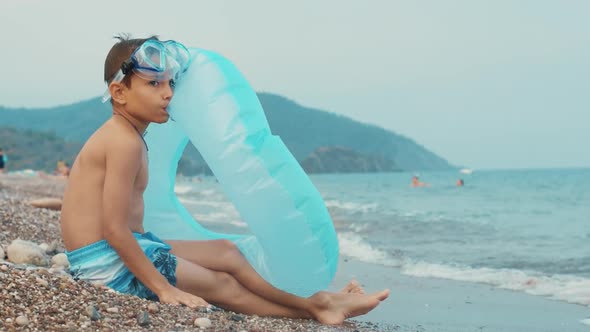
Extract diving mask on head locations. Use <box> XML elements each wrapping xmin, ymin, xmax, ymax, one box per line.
<box><xmin>102</xmin><ymin>39</ymin><xmax>191</xmax><ymax>103</ymax></box>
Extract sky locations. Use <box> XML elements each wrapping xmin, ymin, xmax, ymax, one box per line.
<box><xmin>1</xmin><ymin>0</ymin><xmax>588</xmax><ymax>169</ymax></box>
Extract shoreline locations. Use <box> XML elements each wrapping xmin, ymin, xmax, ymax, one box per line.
<box><xmin>331</xmin><ymin>257</ymin><xmax>590</xmax><ymax>331</ymax></box>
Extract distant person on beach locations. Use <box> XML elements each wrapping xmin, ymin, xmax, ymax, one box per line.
<box><xmin>456</xmin><ymin>178</ymin><xmax>464</xmax><ymax>187</ymax></box>
<box><xmin>38</xmin><ymin>160</ymin><xmax>71</xmax><ymax>181</ymax></box>
<box><xmin>0</xmin><ymin>148</ymin><xmax>7</xmax><ymax>174</ymax></box>
<box><xmin>30</xmin><ymin>160</ymin><xmax>70</xmax><ymax>210</ymax></box>
<box><xmin>59</xmin><ymin>35</ymin><xmax>388</xmax><ymax>324</ymax></box>
<box><xmin>55</xmin><ymin>160</ymin><xmax>71</xmax><ymax>177</ymax></box>
<box><xmin>411</xmin><ymin>175</ymin><xmax>429</xmax><ymax>188</ymax></box>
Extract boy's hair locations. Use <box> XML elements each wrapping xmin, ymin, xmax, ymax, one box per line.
<box><xmin>103</xmin><ymin>34</ymin><xmax>159</xmax><ymax>88</ymax></box>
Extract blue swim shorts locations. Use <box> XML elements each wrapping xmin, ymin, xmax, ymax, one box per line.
<box><xmin>65</xmin><ymin>232</ymin><xmax>177</xmax><ymax>300</ymax></box>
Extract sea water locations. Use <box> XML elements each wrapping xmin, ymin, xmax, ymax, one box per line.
<box><xmin>175</xmin><ymin>168</ymin><xmax>590</xmax><ymax>307</ymax></box>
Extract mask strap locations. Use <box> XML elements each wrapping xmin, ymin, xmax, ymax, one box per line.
<box><xmin>121</xmin><ymin>60</ymin><xmax>135</xmax><ymax>75</ymax></box>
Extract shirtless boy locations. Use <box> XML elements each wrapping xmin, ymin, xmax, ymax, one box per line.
<box><xmin>60</xmin><ymin>35</ymin><xmax>389</xmax><ymax>325</ymax></box>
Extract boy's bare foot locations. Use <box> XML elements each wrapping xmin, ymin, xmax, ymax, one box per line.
<box><xmin>309</xmin><ymin>289</ymin><xmax>390</xmax><ymax>325</ymax></box>
<box><xmin>340</xmin><ymin>279</ymin><xmax>365</xmax><ymax>294</ymax></box>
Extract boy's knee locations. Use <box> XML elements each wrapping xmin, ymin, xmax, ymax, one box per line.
<box><xmin>214</xmin><ymin>271</ymin><xmax>237</xmax><ymax>288</ymax></box>
<box><xmin>213</xmin><ymin>271</ymin><xmax>250</xmax><ymax>307</ymax></box>
<box><xmin>214</xmin><ymin>271</ymin><xmax>244</xmax><ymax>300</ymax></box>
<box><xmin>218</xmin><ymin>239</ymin><xmax>239</xmax><ymax>253</ymax></box>
<box><xmin>218</xmin><ymin>240</ymin><xmax>243</xmax><ymax>262</ymax></box>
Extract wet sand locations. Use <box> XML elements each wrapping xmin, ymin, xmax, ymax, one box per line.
<box><xmin>332</xmin><ymin>252</ymin><xmax>590</xmax><ymax>331</ymax></box>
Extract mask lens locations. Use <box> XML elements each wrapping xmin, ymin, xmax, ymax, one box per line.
<box><xmin>131</xmin><ymin>40</ymin><xmax>189</xmax><ymax>81</ymax></box>
<box><xmin>134</xmin><ymin>42</ymin><xmax>165</xmax><ymax>72</ymax></box>
<box><xmin>164</xmin><ymin>41</ymin><xmax>191</xmax><ymax>72</ymax></box>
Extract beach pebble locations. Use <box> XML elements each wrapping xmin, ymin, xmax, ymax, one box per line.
<box><xmin>35</xmin><ymin>277</ymin><xmax>49</xmax><ymax>287</ymax></box>
<box><xmin>15</xmin><ymin>315</ymin><xmax>29</xmax><ymax>326</ymax></box>
<box><xmin>51</xmin><ymin>253</ymin><xmax>69</xmax><ymax>268</ymax></box>
<box><xmin>39</xmin><ymin>243</ymin><xmax>49</xmax><ymax>252</ymax></box>
<box><xmin>37</xmin><ymin>268</ymin><xmax>50</xmax><ymax>276</ymax></box>
<box><xmin>46</xmin><ymin>240</ymin><xmax>60</xmax><ymax>254</ymax></box>
<box><xmin>86</xmin><ymin>304</ymin><xmax>101</xmax><ymax>321</ymax></box>
<box><xmin>48</xmin><ymin>266</ymin><xmax>65</xmax><ymax>275</ymax></box>
<box><xmin>0</xmin><ymin>246</ymin><xmax>5</xmax><ymax>260</ymax></box>
<box><xmin>231</xmin><ymin>314</ymin><xmax>245</xmax><ymax>321</ymax></box>
<box><xmin>6</xmin><ymin>239</ymin><xmax>49</xmax><ymax>266</ymax></box>
<box><xmin>107</xmin><ymin>307</ymin><xmax>119</xmax><ymax>314</ymax></box>
<box><xmin>0</xmin><ymin>264</ymin><xmax>7</xmax><ymax>271</ymax></box>
<box><xmin>137</xmin><ymin>311</ymin><xmax>151</xmax><ymax>326</ymax></box>
<box><xmin>39</xmin><ymin>241</ymin><xmax>60</xmax><ymax>254</ymax></box>
<box><xmin>147</xmin><ymin>302</ymin><xmax>159</xmax><ymax>313</ymax></box>
<box><xmin>194</xmin><ymin>317</ymin><xmax>212</xmax><ymax>328</ymax></box>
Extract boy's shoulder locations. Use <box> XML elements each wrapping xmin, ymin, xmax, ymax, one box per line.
<box><xmin>92</xmin><ymin>118</ymin><xmax>141</xmax><ymax>143</ymax></box>
<box><xmin>81</xmin><ymin>119</ymin><xmax>144</xmax><ymax>159</ymax></box>
<box><xmin>100</xmin><ymin>119</ymin><xmax>146</xmax><ymax>156</ymax></box>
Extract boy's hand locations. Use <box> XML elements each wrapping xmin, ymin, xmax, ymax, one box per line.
<box><xmin>158</xmin><ymin>286</ymin><xmax>209</xmax><ymax>308</ymax></box>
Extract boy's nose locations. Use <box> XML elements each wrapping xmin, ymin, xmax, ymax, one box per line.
<box><xmin>162</xmin><ymin>82</ymin><xmax>173</xmax><ymax>99</ymax></box>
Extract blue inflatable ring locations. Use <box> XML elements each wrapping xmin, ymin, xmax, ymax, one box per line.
<box><xmin>143</xmin><ymin>48</ymin><xmax>339</xmax><ymax>297</ymax></box>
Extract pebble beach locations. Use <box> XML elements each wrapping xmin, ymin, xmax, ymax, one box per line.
<box><xmin>0</xmin><ymin>175</ymin><xmax>400</xmax><ymax>332</ymax></box>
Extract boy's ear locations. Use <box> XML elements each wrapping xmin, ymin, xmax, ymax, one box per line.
<box><xmin>109</xmin><ymin>82</ymin><xmax>127</xmax><ymax>105</ymax></box>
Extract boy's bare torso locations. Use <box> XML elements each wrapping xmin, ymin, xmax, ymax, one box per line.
<box><xmin>61</xmin><ymin>118</ymin><xmax>148</xmax><ymax>251</ymax></box>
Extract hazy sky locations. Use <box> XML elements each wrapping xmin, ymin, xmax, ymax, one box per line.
<box><xmin>1</xmin><ymin>0</ymin><xmax>588</xmax><ymax>169</ymax></box>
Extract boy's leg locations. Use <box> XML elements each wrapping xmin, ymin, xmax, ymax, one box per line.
<box><xmin>176</xmin><ymin>257</ymin><xmax>386</xmax><ymax>325</ymax></box>
<box><xmin>175</xmin><ymin>256</ymin><xmax>310</xmax><ymax>318</ymax></box>
<box><xmin>168</xmin><ymin>239</ymin><xmax>308</xmax><ymax>309</ymax></box>
<box><xmin>167</xmin><ymin>239</ymin><xmax>389</xmax><ymax>324</ymax></box>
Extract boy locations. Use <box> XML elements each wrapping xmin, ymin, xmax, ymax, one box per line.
<box><xmin>60</xmin><ymin>35</ymin><xmax>389</xmax><ymax>325</ymax></box>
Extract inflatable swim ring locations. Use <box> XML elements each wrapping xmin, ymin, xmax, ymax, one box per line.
<box><xmin>143</xmin><ymin>49</ymin><xmax>339</xmax><ymax>297</ymax></box>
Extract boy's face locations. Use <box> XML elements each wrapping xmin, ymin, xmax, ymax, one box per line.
<box><xmin>121</xmin><ymin>74</ymin><xmax>173</xmax><ymax>124</ymax></box>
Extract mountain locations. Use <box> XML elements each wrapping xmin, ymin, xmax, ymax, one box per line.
<box><xmin>0</xmin><ymin>93</ymin><xmax>455</xmax><ymax>173</ymax></box>
<box><xmin>0</xmin><ymin>98</ymin><xmax>111</xmax><ymax>142</ymax></box>
<box><xmin>301</xmin><ymin>146</ymin><xmax>401</xmax><ymax>173</ymax></box>
<box><xmin>0</xmin><ymin>127</ymin><xmax>82</xmax><ymax>171</ymax></box>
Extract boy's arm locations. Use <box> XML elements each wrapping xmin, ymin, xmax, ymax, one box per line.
<box><xmin>102</xmin><ymin>137</ymin><xmax>207</xmax><ymax>307</ymax></box>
